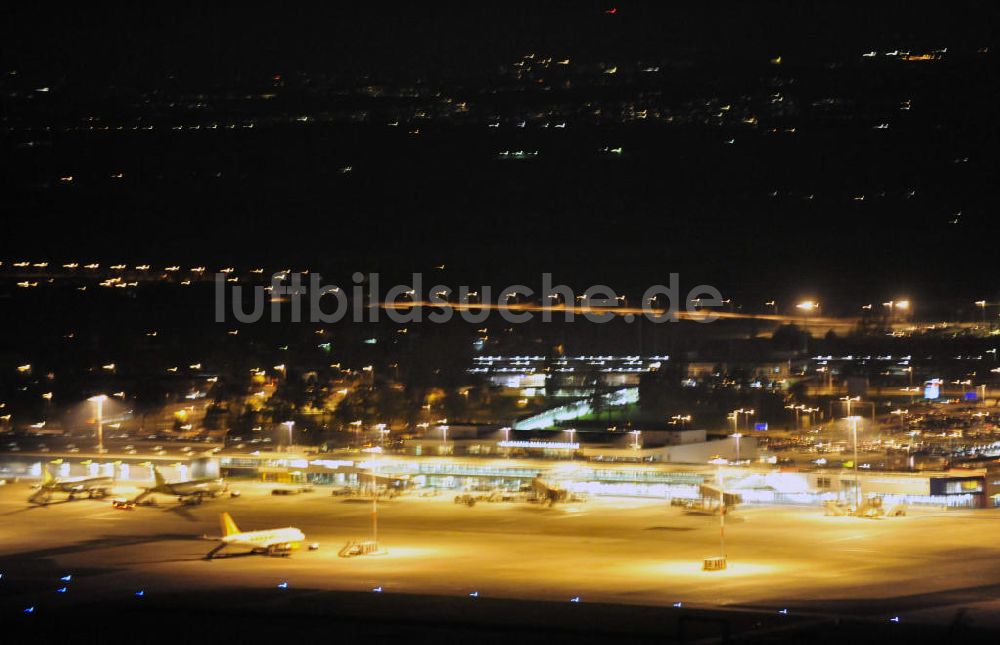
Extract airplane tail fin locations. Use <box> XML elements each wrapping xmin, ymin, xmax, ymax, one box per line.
<box><xmin>152</xmin><ymin>465</ymin><xmax>167</xmax><ymax>488</ymax></box>
<box><xmin>220</xmin><ymin>512</ymin><xmax>240</xmax><ymax>537</ymax></box>
<box><xmin>42</xmin><ymin>467</ymin><xmax>53</xmax><ymax>484</ymax></box>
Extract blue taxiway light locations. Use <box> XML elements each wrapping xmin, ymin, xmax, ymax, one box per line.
<box><xmin>277</xmin><ymin>582</ymin><xmax>288</xmax><ymax>589</ymax></box>
<box><xmin>56</xmin><ymin>587</ymin><xmax>68</xmax><ymax>593</ymax></box>
<box><xmin>60</xmin><ymin>575</ymin><xmax>72</xmax><ymax>582</ymax></box>
<box><xmin>24</xmin><ymin>606</ymin><xmax>35</xmax><ymax>614</ymax></box>
<box><xmin>890</xmin><ymin>616</ymin><xmax>901</xmax><ymax>623</ymax></box>
<box><xmin>569</xmin><ymin>596</ymin><xmax>581</xmax><ymax>603</ymax></box>
<box><xmin>469</xmin><ymin>591</ymin><xmax>479</xmax><ymax>598</ymax></box>
<box><xmin>372</xmin><ymin>586</ymin><xmax>383</xmax><ymax>593</ymax></box>
<box><xmin>135</xmin><ymin>590</ymin><xmax>145</xmax><ymax>597</ymax></box>
<box><xmin>778</xmin><ymin>609</ymin><xmax>789</xmax><ymax>615</ymax></box>
<box><xmin>673</xmin><ymin>602</ymin><xmax>682</xmax><ymax>608</ymax></box>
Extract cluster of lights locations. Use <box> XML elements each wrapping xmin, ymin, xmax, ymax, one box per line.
<box><xmin>497</xmin><ymin>440</ymin><xmax>579</xmax><ymax>450</ymax></box>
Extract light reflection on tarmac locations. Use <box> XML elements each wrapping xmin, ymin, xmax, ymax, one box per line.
<box><xmin>2</xmin><ymin>481</ymin><xmax>1000</xmax><ymax>627</ymax></box>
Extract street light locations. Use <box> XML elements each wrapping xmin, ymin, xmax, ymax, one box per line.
<box><xmin>839</xmin><ymin>395</ymin><xmax>860</xmax><ymax>417</ymax></box>
<box><xmin>785</xmin><ymin>403</ymin><xmax>804</xmax><ymax>429</ymax></box>
<box><xmin>630</xmin><ymin>430</ymin><xmax>642</xmax><ymax>450</ymax></box>
<box><xmin>731</xmin><ymin>432</ymin><xmax>743</xmax><ymax>463</ymax></box>
<box><xmin>88</xmin><ymin>395</ymin><xmax>108</xmax><ymax>454</ymax></box>
<box><xmin>375</xmin><ymin>423</ymin><xmax>389</xmax><ymax>448</ymax></box>
<box><xmin>372</xmin><ymin>467</ymin><xmax>379</xmax><ymax>545</ymax></box>
<box><xmin>715</xmin><ymin>460</ymin><xmax>727</xmax><ymax>564</ymax></box>
<box><xmin>846</xmin><ymin>415</ymin><xmax>862</xmax><ymax>510</ymax></box>
<box><xmin>282</xmin><ymin>420</ymin><xmax>294</xmax><ymax>452</ymax></box>
<box><xmin>500</xmin><ymin>426</ymin><xmax>510</xmax><ymax>457</ymax></box>
<box><xmin>732</xmin><ymin>408</ymin><xmax>754</xmax><ymax>431</ymax></box>
<box><xmin>975</xmin><ymin>300</ymin><xmax>988</xmax><ymax>326</ymax></box>
<box><xmin>796</xmin><ymin>301</ymin><xmax>819</xmax><ymax>352</ymax></box>
<box><xmin>883</xmin><ymin>299</ymin><xmax>910</xmax><ymax>324</ymax></box>
<box><xmin>796</xmin><ymin>300</ymin><xmax>819</xmax><ymax>312</ymax></box>
<box><xmin>501</xmin><ymin>426</ymin><xmax>511</xmax><ymax>457</ymax></box>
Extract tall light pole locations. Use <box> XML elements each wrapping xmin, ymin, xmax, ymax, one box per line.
<box><xmin>717</xmin><ymin>462</ymin><xmax>726</xmax><ymax>560</ymax></box>
<box><xmin>802</xmin><ymin>406</ymin><xmax>820</xmax><ymax>427</ymax></box>
<box><xmin>731</xmin><ymin>432</ymin><xmax>743</xmax><ymax>463</ymax></box>
<box><xmin>785</xmin><ymin>404</ymin><xmax>800</xmax><ymax>429</ymax></box>
<box><xmin>976</xmin><ymin>300</ymin><xmax>987</xmax><ymax>326</ymax></box>
<box><xmin>282</xmin><ymin>420</ymin><xmax>294</xmax><ymax>452</ymax></box>
<box><xmin>371</xmin><ymin>467</ymin><xmax>378</xmax><ymax>545</ymax></box>
<box><xmin>670</xmin><ymin>414</ymin><xmax>691</xmax><ymax>430</ymax></box>
<box><xmin>847</xmin><ymin>415</ymin><xmax>861</xmax><ymax>510</ymax></box>
<box><xmin>840</xmin><ymin>395</ymin><xmax>859</xmax><ymax>419</ymax></box>
<box><xmin>796</xmin><ymin>300</ymin><xmax>819</xmax><ymax>352</ymax></box>
<box><xmin>88</xmin><ymin>395</ymin><xmax>108</xmax><ymax>454</ymax></box>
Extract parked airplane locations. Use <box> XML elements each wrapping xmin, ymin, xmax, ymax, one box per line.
<box><xmin>205</xmin><ymin>512</ymin><xmax>305</xmax><ymax>558</ymax></box>
<box><xmin>133</xmin><ymin>465</ymin><xmax>226</xmax><ymax>505</ymax></box>
<box><xmin>29</xmin><ymin>466</ymin><xmax>113</xmax><ymax>505</ymax></box>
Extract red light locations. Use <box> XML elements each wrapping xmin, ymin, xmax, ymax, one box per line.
<box><xmin>605</xmin><ymin>7</ymin><xmax>617</xmax><ymax>14</ymax></box>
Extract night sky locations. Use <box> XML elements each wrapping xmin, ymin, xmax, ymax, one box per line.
<box><xmin>3</xmin><ymin>3</ymin><xmax>995</xmax><ymax>80</ymax></box>
<box><xmin>2</xmin><ymin>2</ymin><xmax>999</xmax><ymax>305</ymax></box>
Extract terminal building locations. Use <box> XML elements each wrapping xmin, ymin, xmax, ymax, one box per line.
<box><xmin>399</xmin><ymin>425</ymin><xmax>756</xmax><ymax>464</ymax></box>
<box><xmin>209</xmin><ymin>452</ymin><xmax>1000</xmax><ymax>509</ymax></box>
<box><xmin>3</xmin><ymin>448</ymin><xmax>997</xmax><ymax>509</ymax></box>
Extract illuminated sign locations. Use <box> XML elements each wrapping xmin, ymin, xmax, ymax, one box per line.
<box><xmin>924</xmin><ymin>379</ymin><xmax>941</xmax><ymax>400</ymax></box>
<box><xmin>497</xmin><ymin>440</ymin><xmax>579</xmax><ymax>450</ymax></box>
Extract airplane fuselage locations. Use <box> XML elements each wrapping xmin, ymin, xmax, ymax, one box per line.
<box><xmin>215</xmin><ymin>528</ymin><xmax>305</xmax><ymax>556</ymax></box>
<box><xmin>49</xmin><ymin>476</ymin><xmax>114</xmax><ymax>493</ymax></box>
<box><xmin>30</xmin><ymin>476</ymin><xmax>114</xmax><ymax>504</ymax></box>
<box><xmin>164</xmin><ymin>478</ymin><xmax>226</xmax><ymax>497</ymax></box>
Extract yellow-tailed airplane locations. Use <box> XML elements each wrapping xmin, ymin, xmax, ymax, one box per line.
<box><xmin>205</xmin><ymin>512</ymin><xmax>305</xmax><ymax>558</ymax></box>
